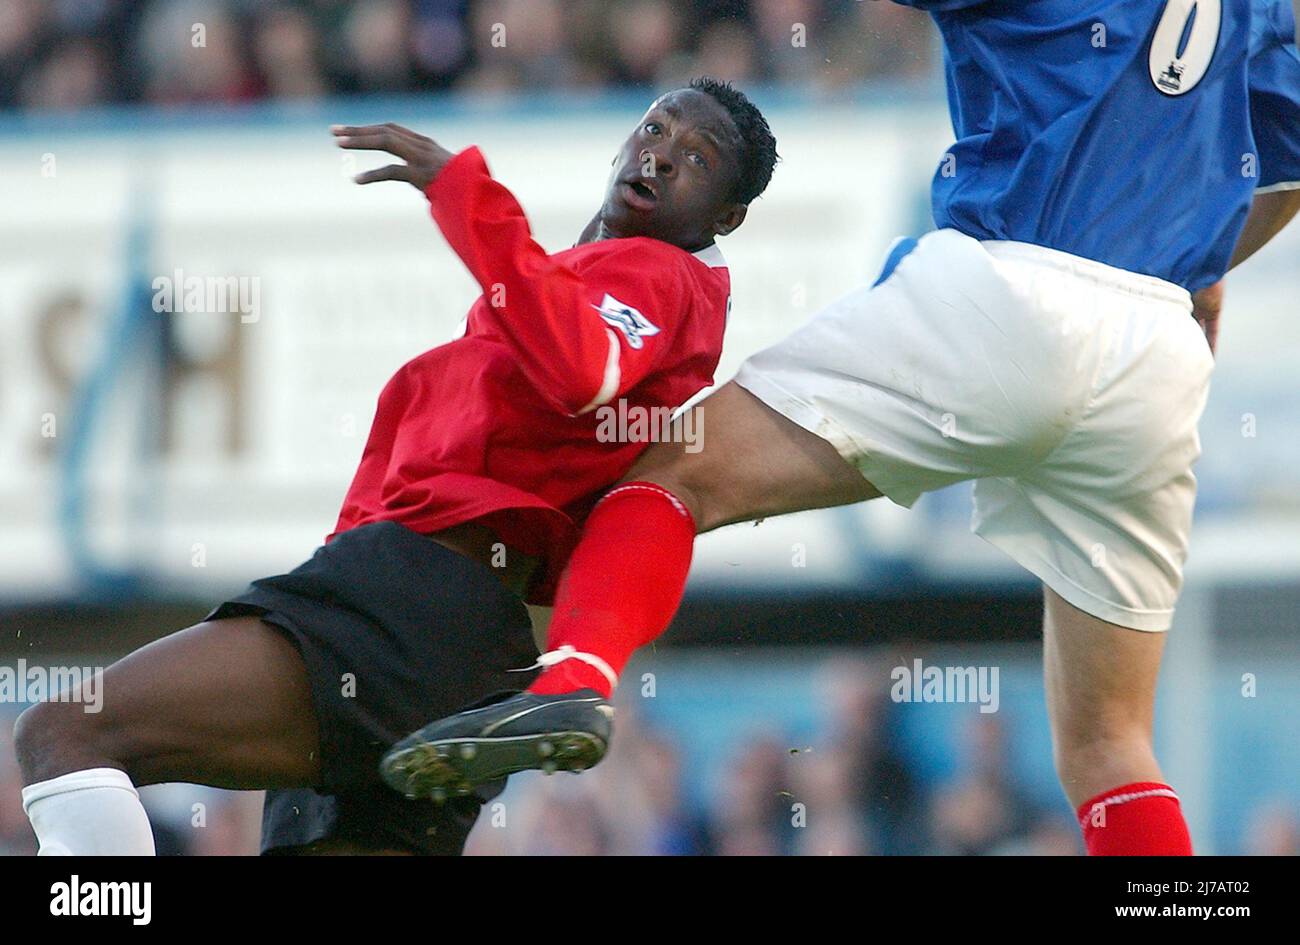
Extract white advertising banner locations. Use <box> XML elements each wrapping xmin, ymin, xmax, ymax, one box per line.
<box><xmin>1</xmin><ymin>98</ymin><xmax>1296</xmax><ymax>599</ymax></box>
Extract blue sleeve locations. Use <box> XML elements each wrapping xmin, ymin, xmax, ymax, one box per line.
<box><xmin>1250</xmin><ymin>0</ymin><xmax>1300</xmax><ymax>190</ymax></box>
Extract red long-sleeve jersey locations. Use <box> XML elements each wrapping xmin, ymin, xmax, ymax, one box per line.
<box><xmin>329</xmin><ymin>146</ymin><xmax>731</xmax><ymax>602</ymax></box>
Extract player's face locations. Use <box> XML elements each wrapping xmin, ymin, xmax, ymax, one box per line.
<box><xmin>600</xmin><ymin>89</ymin><xmax>746</xmax><ymax>250</ymax></box>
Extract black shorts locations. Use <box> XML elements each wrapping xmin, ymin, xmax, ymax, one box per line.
<box><xmin>202</xmin><ymin>520</ymin><xmax>540</xmax><ymax>855</ymax></box>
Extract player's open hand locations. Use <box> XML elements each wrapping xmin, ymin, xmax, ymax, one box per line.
<box><xmin>331</xmin><ymin>123</ymin><xmax>454</xmax><ymax>190</ymax></box>
<box><xmin>1191</xmin><ymin>279</ymin><xmax>1224</xmax><ymax>357</ymax></box>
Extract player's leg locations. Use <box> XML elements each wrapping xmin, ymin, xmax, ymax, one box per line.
<box><xmin>976</xmin><ymin>456</ymin><xmax>1202</xmax><ymax>856</ymax></box>
<box><xmin>1043</xmin><ymin>588</ymin><xmax>1166</xmax><ymax>805</ymax></box>
<box><xmin>965</xmin><ymin>238</ymin><xmax>1215</xmax><ymax>854</ymax></box>
<box><xmin>627</xmin><ymin>380</ymin><xmax>883</xmax><ymax>532</ymax></box>
<box><xmin>529</xmin><ymin>379</ymin><xmax>880</xmax><ymax>698</ymax></box>
<box><xmin>13</xmin><ymin>616</ymin><xmax>321</xmax><ymax>854</ymax></box>
<box><xmin>381</xmin><ymin>382</ymin><xmax>882</xmax><ymax>797</ymax></box>
<box><xmin>1041</xmin><ymin>590</ymin><xmax>1193</xmax><ymax>855</ymax></box>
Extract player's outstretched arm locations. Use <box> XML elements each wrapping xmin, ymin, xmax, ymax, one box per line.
<box><xmin>1206</xmin><ymin>4</ymin><xmax>1300</xmax><ymax>353</ymax></box>
<box><xmin>1197</xmin><ymin>190</ymin><xmax>1300</xmax><ymax>353</ymax></box>
<box><xmin>1238</xmin><ymin>2</ymin><xmax>1300</xmax><ymax>269</ymax></box>
<box><xmin>420</xmin><ymin>149</ymin><xmax>695</xmax><ymax>417</ymax></box>
<box><xmin>1229</xmin><ymin>188</ymin><xmax>1300</xmax><ymax>269</ymax></box>
<box><xmin>334</xmin><ymin>123</ymin><xmax>689</xmax><ymax>417</ymax></box>
<box><xmin>332</xmin><ymin>122</ymin><xmax>454</xmax><ymax>189</ymax></box>
<box><xmin>1192</xmin><ymin>191</ymin><xmax>1300</xmax><ymax>354</ymax></box>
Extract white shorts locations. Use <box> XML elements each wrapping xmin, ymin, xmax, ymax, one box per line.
<box><xmin>734</xmin><ymin>229</ymin><xmax>1215</xmax><ymax>631</ymax></box>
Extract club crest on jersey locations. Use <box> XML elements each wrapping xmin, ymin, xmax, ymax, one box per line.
<box><xmin>593</xmin><ymin>294</ymin><xmax>659</xmax><ymax>349</ymax></box>
<box><xmin>1156</xmin><ymin>60</ymin><xmax>1184</xmax><ymax>94</ymax></box>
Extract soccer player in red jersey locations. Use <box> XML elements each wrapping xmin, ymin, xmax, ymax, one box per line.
<box><xmin>14</xmin><ymin>78</ymin><xmax>777</xmax><ymax>855</ymax></box>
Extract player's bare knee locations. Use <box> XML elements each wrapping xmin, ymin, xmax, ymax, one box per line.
<box><xmin>636</xmin><ymin>471</ymin><xmax>729</xmax><ymax>532</ymax></box>
<box><xmin>661</xmin><ymin>478</ymin><xmax>708</xmax><ymax>529</ymax></box>
<box><xmin>13</xmin><ymin>698</ymin><xmax>119</xmax><ymax>785</ymax></box>
<box><xmin>621</xmin><ymin>455</ymin><xmax>705</xmax><ymax>529</ymax></box>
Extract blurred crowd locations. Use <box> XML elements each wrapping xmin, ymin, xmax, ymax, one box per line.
<box><xmin>467</xmin><ymin>660</ymin><xmax>1084</xmax><ymax>856</ymax></box>
<box><xmin>0</xmin><ymin>0</ymin><xmax>938</xmax><ymax>113</ymax></box>
<box><xmin>5</xmin><ymin>653</ymin><xmax>1298</xmax><ymax>856</ymax></box>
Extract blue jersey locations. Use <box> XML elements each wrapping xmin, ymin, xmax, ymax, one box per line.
<box><xmin>897</xmin><ymin>0</ymin><xmax>1300</xmax><ymax>290</ymax></box>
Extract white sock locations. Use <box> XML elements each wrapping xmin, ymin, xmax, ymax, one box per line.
<box><xmin>22</xmin><ymin>767</ymin><xmax>156</xmax><ymax>856</ymax></box>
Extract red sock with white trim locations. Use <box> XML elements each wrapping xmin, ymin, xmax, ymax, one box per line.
<box><xmin>1076</xmin><ymin>781</ymin><xmax>1193</xmax><ymax>855</ymax></box>
<box><xmin>528</xmin><ymin>482</ymin><xmax>696</xmax><ymax>699</ymax></box>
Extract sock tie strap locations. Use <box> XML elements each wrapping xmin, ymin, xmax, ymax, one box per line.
<box><xmin>509</xmin><ymin>644</ymin><xmax>618</xmax><ymax>691</ymax></box>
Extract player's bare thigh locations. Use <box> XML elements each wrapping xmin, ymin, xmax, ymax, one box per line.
<box><xmin>1041</xmin><ymin>588</ymin><xmax>1166</xmax><ymax>807</ymax></box>
<box><xmin>625</xmin><ymin>381</ymin><xmax>880</xmax><ymax>532</ymax></box>
<box><xmin>14</xmin><ymin>616</ymin><xmax>322</xmax><ymax>790</ymax></box>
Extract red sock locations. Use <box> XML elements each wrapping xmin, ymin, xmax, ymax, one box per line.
<box><xmin>528</xmin><ymin>482</ymin><xmax>696</xmax><ymax>699</ymax></box>
<box><xmin>1076</xmin><ymin>782</ymin><xmax>1193</xmax><ymax>855</ymax></box>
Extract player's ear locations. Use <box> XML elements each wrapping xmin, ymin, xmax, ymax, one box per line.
<box><xmin>712</xmin><ymin>203</ymin><xmax>747</xmax><ymax>238</ymax></box>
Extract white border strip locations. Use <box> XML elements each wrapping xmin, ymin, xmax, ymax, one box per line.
<box><xmin>575</xmin><ymin>328</ymin><xmax>622</xmax><ymax>415</ymax></box>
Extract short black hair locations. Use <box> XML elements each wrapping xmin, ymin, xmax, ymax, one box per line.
<box><xmin>688</xmin><ymin>76</ymin><xmax>778</xmax><ymax>206</ymax></box>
